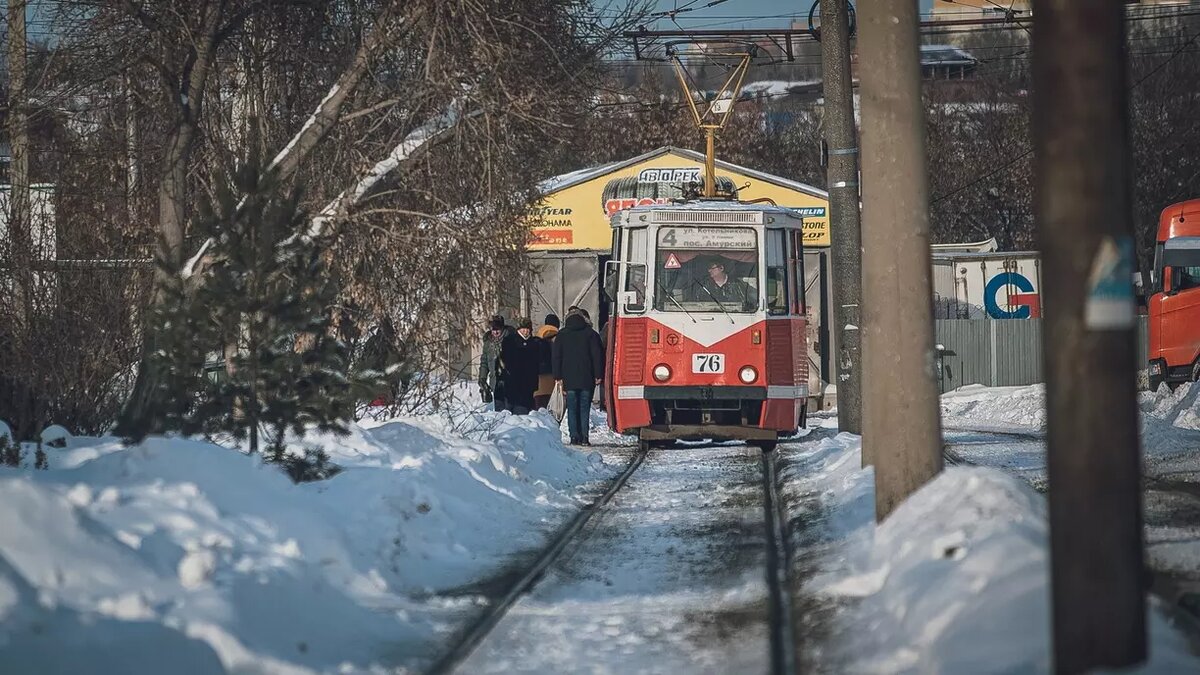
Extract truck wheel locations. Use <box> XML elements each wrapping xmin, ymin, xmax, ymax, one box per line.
<box><xmin>1149</xmin><ymin>373</ymin><xmax>1164</xmax><ymax>393</ymax></box>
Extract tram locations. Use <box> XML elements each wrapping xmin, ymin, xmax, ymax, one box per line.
<box><xmin>602</xmin><ymin>201</ymin><xmax>809</xmax><ymax>451</ymax></box>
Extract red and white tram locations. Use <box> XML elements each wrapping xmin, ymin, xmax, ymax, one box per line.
<box><xmin>602</xmin><ymin>201</ymin><xmax>809</xmax><ymax>451</ymax></box>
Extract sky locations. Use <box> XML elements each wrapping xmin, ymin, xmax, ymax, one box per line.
<box><xmin>646</xmin><ymin>0</ymin><xmax>937</xmax><ymax>31</ymax></box>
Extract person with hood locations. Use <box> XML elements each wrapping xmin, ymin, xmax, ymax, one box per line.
<box><xmin>479</xmin><ymin>315</ymin><xmax>512</xmax><ymax>409</ymax></box>
<box><xmin>499</xmin><ymin>317</ymin><xmax>542</xmax><ymax>415</ymax></box>
<box><xmin>552</xmin><ymin>310</ymin><xmax>605</xmax><ymax>445</ymax></box>
<box><xmin>533</xmin><ymin>313</ymin><xmax>560</xmax><ymax>410</ymax></box>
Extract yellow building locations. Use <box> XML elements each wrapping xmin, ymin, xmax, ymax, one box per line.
<box><xmin>528</xmin><ymin>146</ymin><xmax>830</xmax><ymax>252</ymax></box>
<box><xmin>512</xmin><ymin>146</ymin><xmax>835</xmax><ymax>399</ymax></box>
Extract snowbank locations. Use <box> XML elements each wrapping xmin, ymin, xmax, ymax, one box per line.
<box><xmin>781</xmin><ymin>434</ymin><xmax>1200</xmax><ymax>674</ymax></box>
<box><xmin>942</xmin><ymin>380</ymin><xmax>1200</xmax><ymax>458</ymax></box>
<box><xmin>0</xmin><ymin>405</ymin><xmax>610</xmax><ymax>674</ymax></box>
<box><xmin>941</xmin><ymin>384</ymin><xmax>1047</xmax><ymax>432</ymax></box>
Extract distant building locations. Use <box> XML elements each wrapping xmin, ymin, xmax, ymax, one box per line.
<box><xmin>920</xmin><ymin>44</ymin><xmax>979</xmax><ymax>79</ymax></box>
<box><xmin>930</xmin><ymin>0</ymin><xmax>1031</xmax><ymax>24</ymax></box>
<box><xmin>930</xmin><ymin>0</ymin><xmax>1194</xmax><ymax>26</ymax></box>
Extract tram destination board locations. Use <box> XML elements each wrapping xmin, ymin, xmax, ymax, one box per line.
<box><xmin>657</xmin><ymin>227</ymin><xmax>756</xmax><ymax>250</ymax></box>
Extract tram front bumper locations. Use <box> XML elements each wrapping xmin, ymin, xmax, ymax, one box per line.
<box><xmin>639</xmin><ymin>424</ymin><xmax>778</xmax><ymax>442</ymax></box>
<box><xmin>639</xmin><ymin>385</ymin><xmax>767</xmax><ymax>400</ymax></box>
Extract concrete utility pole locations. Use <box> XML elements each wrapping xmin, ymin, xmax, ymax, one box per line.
<box><xmin>1032</xmin><ymin>3</ymin><xmax>1146</xmax><ymax>672</ymax></box>
<box><xmin>856</xmin><ymin>1</ymin><xmax>943</xmax><ymax>516</ymax></box>
<box><xmin>819</xmin><ymin>0</ymin><xmax>863</xmax><ymax>436</ymax></box>
<box><xmin>7</xmin><ymin>0</ymin><xmax>32</xmax><ymax>325</ymax></box>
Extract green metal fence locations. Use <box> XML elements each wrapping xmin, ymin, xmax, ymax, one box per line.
<box><xmin>933</xmin><ymin>317</ymin><xmax>1149</xmax><ymax>392</ymax></box>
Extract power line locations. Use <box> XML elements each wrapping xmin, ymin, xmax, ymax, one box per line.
<box><xmin>931</xmin><ymin>23</ymin><xmax>1200</xmax><ymax>205</ymax></box>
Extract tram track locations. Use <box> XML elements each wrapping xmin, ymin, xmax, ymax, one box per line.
<box><xmin>942</xmin><ymin>427</ymin><xmax>1045</xmax><ymax>470</ymax></box>
<box><xmin>427</xmin><ymin>448</ymin><xmax>648</xmax><ymax>675</ymax></box>
<box><xmin>761</xmin><ymin>449</ymin><xmax>799</xmax><ymax>675</ymax></box>
<box><xmin>428</xmin><ymin>443</ymin><xmax>802</xmax><ymax>674</ymax></box>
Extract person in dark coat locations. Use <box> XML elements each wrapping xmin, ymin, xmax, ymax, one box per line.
<box><xmin>479</xmin><ymin>315</ymin><xmax>513</xmax><ymax>409</ymax></box>
<box><xmin>499</xmin><ymin>317</ymin><xmax>542</xmax><ymax>415</ymax></box>
<box><xmin>552</xmin><ymin>311</ymin><xmax>605</xmax><ymax>445</ymax></box>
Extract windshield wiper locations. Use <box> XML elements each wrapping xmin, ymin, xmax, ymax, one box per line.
<box><xmin>656</xmin><ymin>275</ymin><xmax>697</xmax><ymax>323</ymax></box>
<box><xmin>692</xmin><ymin>280</ymin><xmax>736</xmax><ymax>324</ymax></box>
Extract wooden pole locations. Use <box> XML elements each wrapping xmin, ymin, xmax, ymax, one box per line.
<box><xmin>857</xmin><ymin>1</ymin><xmax>943</xmax><ymax>513</ymax></box>
<box><xmin>819</xmin><ymin>0</ymin><xmax>864</xmax><ymax>436</ymax></box>
<box><xmin>1032</xmin><ymin>3</ymin><xmax>1146</xmax><ymax>672</ymax></box>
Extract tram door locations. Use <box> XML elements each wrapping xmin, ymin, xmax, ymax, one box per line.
<box><xmin>803</xmin><ymin>249</ymin><xmax>832</xmax><ymax>408</ymax></box>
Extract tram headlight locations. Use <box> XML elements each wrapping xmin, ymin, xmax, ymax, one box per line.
<box><xmin>739</xmin><ymin>366</ymin><xmax>758</xmax><ymax>384</ymax></box>
<box><xmin>652</xmin><ymin>364</ymin><xmax>672</xmax><ymax>382</ymax></box>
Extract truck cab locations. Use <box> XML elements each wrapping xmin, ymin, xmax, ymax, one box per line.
<box><xmin>1148</xmin><ymin>199</ymin><xmax>1200</xmax><ymax>390</ymax></box>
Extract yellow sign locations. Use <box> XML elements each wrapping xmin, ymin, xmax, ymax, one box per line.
<box><xmin>529</xmin><ymin>148</ymin><xmax>831</xmax><ymax>250</ymax></box>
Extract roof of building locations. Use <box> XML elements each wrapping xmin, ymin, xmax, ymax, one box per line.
<box><xmin>920</xmin><ymin>44</ymin><xmax>978</xmax><ymax>67</ymax></box>
<box><xmin>931</xmin><ymin>237</ymin><xmax>999</xmax><ymax>253</ymax></box>
<box><xmin>537</xmin><ymin>146</ymin><xmax>828</xmax><ymax>201</ymax></box>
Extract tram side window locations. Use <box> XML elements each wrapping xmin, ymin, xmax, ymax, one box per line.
<box><xmin>625</xmin><ymin>228</ymin><xmax>648</xmax><ymax>312</ymax></box>
<box><xmin>604</xmin><ymin>230</ymin><xmax>622</xmax><ymax>302</ymax></box>
<box><xmin>766</xmin><ymin>230</ymin><xmax>788</xmax><ymax>315</ymax></box>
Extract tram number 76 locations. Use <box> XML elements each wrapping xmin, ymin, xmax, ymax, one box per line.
<box><xmin>692</xmin><ymin>353</ymin><xmax>725</xmax><ymax>374</ymax></box>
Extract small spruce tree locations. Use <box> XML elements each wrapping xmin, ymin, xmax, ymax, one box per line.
<box><xmin>120</xmin><ymin>158</ymin><xmax>369</xmax><ymax>478</ymax></box>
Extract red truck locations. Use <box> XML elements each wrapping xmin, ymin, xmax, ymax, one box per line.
<box><xmin>1148</xmin><ymin>198</ymin><xmax>1200</xmax><ymax>391</ymax></box>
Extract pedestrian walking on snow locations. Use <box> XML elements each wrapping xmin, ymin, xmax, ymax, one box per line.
<box><xmin>533</xmin><ymin>314</ymin><xmax>560</xmax><ymax>410</ymax></box>
<box><xmin>499</xmin><ymin>317</ymin><xmax>542</xmax><ymax>415</ymax></box>
<box><xmin>479</xmin><ymin>315</ymin><xmax>512</xmax><ymax>410</ymax></box>
<box><xmin>552</xmin><ymin>311</ymin><xmax>604</xmax><ymax>445</ymax></box>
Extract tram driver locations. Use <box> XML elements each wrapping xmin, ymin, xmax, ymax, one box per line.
<box><xmin>699</xmin><ymin>258</ymin><xmax>756</xmax><ymax>311</ymax></box>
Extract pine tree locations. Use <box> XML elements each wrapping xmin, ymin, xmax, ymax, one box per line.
<box><xmin>118</xmin><ymin>157</ymin><xmax>372</xmax><ymax>479</ymax></box>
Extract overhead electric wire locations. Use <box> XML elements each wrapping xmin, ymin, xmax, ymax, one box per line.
<box><xmin>930</xmin><ymin>23</ymin><xmax>1200</xmax><ymax>205</ymax></box>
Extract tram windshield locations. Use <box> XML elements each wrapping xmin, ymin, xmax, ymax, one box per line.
<box><xmin>654</xmin><ymin>226</ymin><xmax>759</xmax><ymax>313</ymax></box>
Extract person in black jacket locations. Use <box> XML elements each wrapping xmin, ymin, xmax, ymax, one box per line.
<box><xmin>499</xmin><ymin>317</ymin><xmax>542</xmax><ymax>415</ymax></box>
<box><xmin>552</xmin><ymin>311</ymin><xmax>605</xmax><ymax>445</ymax></box>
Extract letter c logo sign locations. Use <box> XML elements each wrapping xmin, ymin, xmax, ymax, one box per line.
<box><xmin>984</xmin><ymin>272</ymin><xmax>1034</xmax><ymax>319</ymax></box>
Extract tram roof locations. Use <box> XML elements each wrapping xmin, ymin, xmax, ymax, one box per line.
<box><xmin>616</xmin><ymin>199</ymin><xmax>807</xmax><ymax>219</ymax></box>
<box><xmin>537</xmin><ymin>146</ymin><xmax>828</xmax><ymax>201</ymax></box>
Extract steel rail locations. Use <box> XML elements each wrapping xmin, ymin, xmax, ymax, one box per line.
<box><xmin>428</xmin><ymin>448</ymin><xmax>648</xmax><ymax>675</ymax></box>
<box><xmin>761</xmin><ymin>449</ymin><xmax>799</xmax><ymax>675</ymax></box>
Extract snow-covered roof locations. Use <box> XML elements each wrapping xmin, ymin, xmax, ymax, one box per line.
<box><xmin>932</xmin><ymin>250</ymin><xmax>1039</xmax><ymax>261</ymax></box>
<box><xmin>536</xmin><ymin>160</ymin><xmax>625</xmax><ymax>194</ymax></box>
<box><xmin>622</xmin><ymin>199</ymin><xmax>805</xmax><ymax>217</ymax></box>
<box><xmin>931</xmin><ymin>237</ymin><xmax>999</xmax><ymax>253</ymax></box>
<box><xmin>536</xmin><ymin>146</ymin><xmax>828</xmax><ymax>201</ymax></box>
<box><xmin>738</xmin><ymin>80</ymin><xmax>822</xmax><ymax>98</ymax></box>
<box><xmin>920</xmin><ymin>44</ymin><xmax>978</xmax><ymax>67</ymax></box>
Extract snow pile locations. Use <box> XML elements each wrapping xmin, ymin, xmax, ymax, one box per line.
<box><xmin>782</xmin><ymin>435</ymin><xmax>1200</xmax><ymax>674</ymax></box>
<box><xmin>940</xmin><ymin>384</ymin><xmax>1046</xmax><ymax>431</ymax></box>
<box><xmin>0</xmin><ymin>406</ymin><xmax>607</xmax><ymax>674</ymax></box>
<box><xmin>739</xmin><ymin>79</ymin><xmax>819</xmax><ymax>98</ymax></box>
<box><xmin>1137</xmin><ymin>382</ymin><xmax>1200</xmax><ymax>460</ymax></box>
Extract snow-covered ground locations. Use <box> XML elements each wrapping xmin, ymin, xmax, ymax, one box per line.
<box><xmin>7</xmin><ymin>380</ymin><xmax>1200</xmax><ymax>673</ymax></box>
<box><xmin>0</xmin><ymin>388</ymin><xmax>622</xmax><ymax>674</ymax></box>
<box><xmin>778</xmin><ymin>420</ymin><xmax>1200</xmax><ymax>673</ymax></box>
<box><xmin>461</xmin><ymin>444</ymin><xmax>774</xmax><ymax>674</ymax></box>
<box><xmin>940</xmin><ymin>382</ymin><xmax>1200</xmax><ymax>580</ymax></box>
